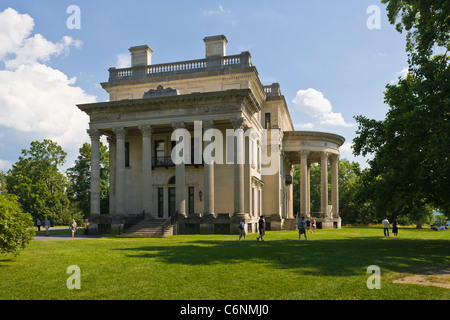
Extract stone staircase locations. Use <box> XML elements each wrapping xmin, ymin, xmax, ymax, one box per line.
<box><xmin>117</xmin><ymin>217</ymin><xmax>174</xmax><ymax>238</ymax></box>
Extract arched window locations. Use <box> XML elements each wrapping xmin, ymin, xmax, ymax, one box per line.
<box><xmin>168</xmin><ymin>176</ymin><xmax>176</xmax><ymax>185</ymax></box>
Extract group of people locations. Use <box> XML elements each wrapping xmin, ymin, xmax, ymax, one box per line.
<box><xmin>239</xmin><ymin>216</ymin><xmax>267</xmax><ymax>241</ymax></box>
<box><xmin>69</xmin><ymin>219</ymin><xmax>91</xmax><ymax>238</ymax></box>
<box><xmin>238</xmin><ymin>216</ymin><xmax>317</xmax><ymax>241</ymax></box>
<box><xmin>36</xmin><ymin>218</ymin><xmax>51</xmax><ymax>236</ymax></box>
<box><xmin>36</xmin><ymin>218</ymin><xmax>90</xmax><ymax>238</ymax></box>
<box><xmin>382</xmin><ymin>217</ymin><xmax>399</xmax><ymax>237</ymax></box>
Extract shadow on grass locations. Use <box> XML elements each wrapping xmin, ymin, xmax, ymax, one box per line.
<box><xmin>115</xmin><ymin>237</ymin><xmax>450</xmax><ymax>277</ymax></box>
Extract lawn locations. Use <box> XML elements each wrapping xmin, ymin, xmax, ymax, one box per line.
<box><xmin>0</xmin><ymin>227</ymin><xmax>448</xmax><ymax>300</ymax></box>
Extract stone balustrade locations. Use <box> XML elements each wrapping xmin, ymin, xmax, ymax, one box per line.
<box><xmin>108</xmin><ymin>52</ymin><xmax>252</xmax><ymax>82</ymax></box>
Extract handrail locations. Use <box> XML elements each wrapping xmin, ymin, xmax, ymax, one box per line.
<box><xmin>160</xmin><ymin>211</ymin><xmax>178</xmax><ymax>236</ymax></box>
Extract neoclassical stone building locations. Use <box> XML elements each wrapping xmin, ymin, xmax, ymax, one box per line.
<box><xmin>77</xmin><ymin>35</ymin><xmax>345</xmax><ymax>235</ymax></box>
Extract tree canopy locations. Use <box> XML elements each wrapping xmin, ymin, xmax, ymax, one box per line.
<box><xmin>353</xmin><ymin>0</ymin><xmax>449</xmax><ymax>221</ymax></box>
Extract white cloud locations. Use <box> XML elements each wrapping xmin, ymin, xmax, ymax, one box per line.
<box><xmin>339</xmin><ymin>142</ymin><xmax>354</xmax><ymax>155</ymax></box>
<box><xmin>294</xmin><ymin>123</ymin><xmax>315</xmax><ymax>130</ymax></box>
<box><xmin>116</xmin><ymin>53</ymin><xmax>130</xmax><ymax>68</ymax></box>
<box><xmin>203</xmin><ymin>5</ymin><xmax>231</xmax><ymax>16</ymax></box>
<box><xmin>0</xmin><ymin>8</ymin><xmax>95</xmax><ymax>167</ymax></box>
<box><xmin>390</xmin><ymin>67</ymin><xmax>409</xmax><ymax>84</ymax></box>
<box><xmin>0</xmin><ymin>159</ymin><xmax>12</xmax><ymax>171</ymax></box>
<box><xmin>292</xmin><ymin>88</ymin><xmax>354</xmax><ymax>128</ymax></box>
<box><xmin>0</xmin><ymin>8</ymin><xmax>34</xmax><ymax>59</ymax></box>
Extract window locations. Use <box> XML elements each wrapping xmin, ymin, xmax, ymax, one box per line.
<box><xmin>155</xmin><ymin>140</ymin><xmax>165</xmax><ymax>165</ymax></box>
<box><xmin>168</xmin><ymin>187</ymin><xmax>175</xmax><ymax>217</ymax></box>
<box><xmin>188</xmin><ymin>187</ymin><xmax>195</xmax><ymax>214</ymax></box>
<box><xmin>125</xmin><ymin>142</ymin><xmax>130</xmax><ymax>167</ymax></box>
<box><xmin>264</xmin><ymin>113</ymin><xmax>271</xmax><ymax>129</ymax></box>
<box><xmin>158</xmin><ymin>188</ymin><xmax>164</xmax><ymax>218</ymax></box>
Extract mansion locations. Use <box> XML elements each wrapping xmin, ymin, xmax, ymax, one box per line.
<box><xmin>77</xmin><ymin>35</ymin><xmax>345</xmax><ymax>235</ymax></box>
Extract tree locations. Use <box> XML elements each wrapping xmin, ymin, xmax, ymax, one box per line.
<box><xmin>352</xmin><ymin>1</ymin><xmax>449</xmax><ymax>224</ymax></box>
<box><xmin>0</xmin><ymin>194</ymin><xmax>34</xmax><ymax>255</ymax></box>
<box><xmin>67</xmin><ymin>142</ymin><xmax>109</xmax><ymax>217</ymax></box>
<box><xmin>6</xmin><ymin>140</ymin><xmax>72</xmax><ymax>225</ymax></box>
<box><xmin>0</xmin><ymin>171</ymin><xmax>7</xmax><ymax>194</ymax></box>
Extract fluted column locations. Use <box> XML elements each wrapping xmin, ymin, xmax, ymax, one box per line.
<box><xmin>139</xmin><ymin>124</ymin><xmax>153</xmax><ymax>216</ymax></box>
<box><xmin>203</xmin><ymin>120</ymin><xmax>215</xmax><ymax>218</ymax></box>
<box><xmin>330</xmin><ymin>153</ymin><xmax>340</xmax><ymax>219</ymax></box>
<box><xmin>87</xmin><ymin>129</ymin><xmax>101</xmax><ymax>216</ymax></box>
<box><xmin>113</xmin><ymin>127</ymin><xmax>127</xmax><ymax>215</ymax></box>
<box><xmin>320</xmin><ymin>151</ymin><xmax>329</xmax><ymax>219</ymax></box>
<box><xmin>231</xmin><ymin>118</ymin><xmax>245</xmax><ymax>217</ymax></box>
<box><xmin>299</xmin><ymin>150</ymin><xmax>309</xmax><ymax>218</ymax></box>
<box><xmin>305</xmin><ymin>163</ymin><xmax>311</xmax><ymax>219</ymax></box>
<box><xmin>107</xmin><ymin>136</ymin><xmax>116</xmax><ymax>214</ymax></box>
<box><xmin>172</xmin><ymin>121</ymin><xmax>187</xmax><ymax>217</ymax></box>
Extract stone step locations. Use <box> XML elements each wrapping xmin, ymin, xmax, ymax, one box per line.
<box><xmin>117</xmin><ymin>218</ymin><xmax>173</xmax><ymax>238</ymax></box>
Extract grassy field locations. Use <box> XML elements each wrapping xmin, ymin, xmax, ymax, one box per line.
<box><xmin>0</xmin><ymin>227</ymin><xmax>448</xmax><ymax>300</ymax></box>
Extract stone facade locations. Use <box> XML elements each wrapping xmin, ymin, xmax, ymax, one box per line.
<box><xmin>77</xmin><ymin>35</ymin><xmax>345</xmax><ymax>235</ymax></box>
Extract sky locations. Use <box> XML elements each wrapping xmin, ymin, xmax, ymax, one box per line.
<box><xmin>0</xmin><ymin>0</ymin><xmax>409</xmax><ymax>172</ymax></box>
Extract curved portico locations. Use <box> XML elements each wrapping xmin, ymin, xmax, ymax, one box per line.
<box><xmin>283</xmin><ymin>131</ymin><xmax>345</xmax><ymax>229</ymax></box>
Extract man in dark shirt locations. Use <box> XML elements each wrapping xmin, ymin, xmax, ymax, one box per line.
<box><xmin>298</xmin><ymin>217</ymin><xmax>308</xmax><ymax>241</ymax></box>
<box><xmin>256</xmin><ymin>216</ymin><xmax>265</xmax><ymax>241</ymax></box>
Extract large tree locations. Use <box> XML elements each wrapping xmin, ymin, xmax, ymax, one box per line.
<box><xmin>352</xmin><ymin>0</ymin><xmax>449</xmax><ymax>223</ymax></box>
<box><xmin>6</xmin><ymin>140</ymin><xmax>72</xmax><ymax>225</ymax></box>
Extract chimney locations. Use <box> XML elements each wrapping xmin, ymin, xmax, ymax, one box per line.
<box><xmin>129</xmin><ymin>45</ymin><xmax>153</xmax><ymax>67</ymax></box>
<box><xmin>203</xmin><ymin>35</ymin><xmax>228</xmax><ymax>58</ymax></box>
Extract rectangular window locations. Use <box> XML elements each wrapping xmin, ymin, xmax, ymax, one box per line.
<box><xmin>125</xmin><ymin>142</ymin><xmax>130</xmax><ymax>167</ymax></box>
<box><xmin>252</xmin><ymin>187</ymin><xmax>255</xmax><ymax>215</ymax></box>
<box><xmin>155</xmin><ymin>140</ymin><xmax>165</xmax><ymax>165</ymax></box>
<box><xmin>265</xmin><ymin>113</ymin><xmax>271</xmax><ymax>129</ymax></box>
<box><xmin>188</xmin><ymin>187</ymin><xmax>195</xmax><ymax>214</ymax></box>
<box><xmin>168</xmin><ymin>187</ymin><xmax>175</xmax><ymax>217</ymax></box>
<box><xmin>158</xmin><ymin>188</ymin><xmax>164</xmax><ymax>218</ymax></box>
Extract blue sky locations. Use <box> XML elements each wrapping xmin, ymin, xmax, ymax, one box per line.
<box><xmin>0</xmin><ymin>1</ymin><xmax>408</xmax><ymax>171</ymax></box>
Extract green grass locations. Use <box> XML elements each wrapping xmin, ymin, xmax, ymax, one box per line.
<box><xmin>0</xmin><ymin>227</ymin><xmax>449</xmax><ymax>300</ymax></box>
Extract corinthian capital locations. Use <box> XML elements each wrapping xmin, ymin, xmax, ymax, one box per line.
<box><xmin>138</xmin><ymin>124</ymin><xmax>153</xmax><ymax>137</ymax></box>
<box><xmin>172</xmin><ymin>121</ymin><xmax>185</xmax><ymax>130</ymax></box>
<box><xmin>112</xmin><ymin>127</ymin><xmax>127</xmax><ymax>139</ymax></box>
<box><xmin>299</xmin><ymin>150</ymin><xmax>310</xmax><ymax>159</ymax></box>
<box><xmin>202</xmin><ymin>120</ymin><xmax>215</xmax><ymax>130</ymax></box>
<box><xmin>231</xmin><ymin>117</ymin><xmax>245</xmax><ymax>130</ymax></box>
<box><xmin>87</xmin><ymin>129</ymin><xmax>101</xmax><ymax>140</ymax></box>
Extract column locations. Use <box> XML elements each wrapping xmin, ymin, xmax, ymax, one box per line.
<box><xmin>231</xmin><ymin>118</ymin><xmax>245</xmax><ymax>217</ymax></box>
<box><xmin>87</xmin><ymin>129</ymin><xmax>101</xmax><ymax>215</ymax></box>
<box><xmin>139</xmin><ymin>124</ymin><xmax>153</xmax><ymax>216</ymax></box>
<box><xmin>307</xmin><ymin>163</ymin><xmax>311</xmax><ymax>219</ymax></box>
<box><xmin>107</xmin><ymin>136</ymin><xmax>116</xmax><ymax>214</ymax></box>
<box><xmin>299</xmin><ymin>150</ymin><xmax>309</xmax><ymax>218</ymax></box>
<box><xmin>203</xmin><ymin>120</ymin><xmax>215</xmax><ymax>218</ymax></box>
<box><xmin>320</xmin><ymin>151</ymin><xmax>329</xmax><ymax>219</ymax></box>
<box><xmin>330</xmin><ymin>153</ymin><xmax>340</xmax><ymax>219</ymax></box>
<box><xmin>172</xmin><ymin>122</ymin><xmax>186</xmax><ymax>217</ymax></box>
<box><xmin>113</xmin><ymin>127</ymin><xmax>127</xmax><ymax>215</ymax></box>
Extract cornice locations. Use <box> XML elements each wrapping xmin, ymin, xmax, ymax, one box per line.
<box><xmin>78</xmin><ymin>89</ymin><xmax>262</xmax><ymax>123</ymax></box>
